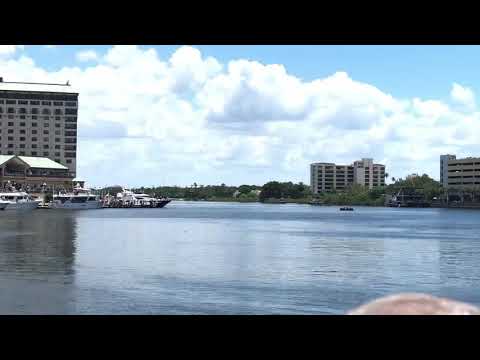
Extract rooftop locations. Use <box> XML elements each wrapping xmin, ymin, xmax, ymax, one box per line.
<box><xmin>18</xmin><ymin>156</ymin><xmax>68</xmax><ymax>170</ymax></box>
<box><xmin>0</xmin><ymin>78</ymin><xmax>78</xmax><ymax>94</ymax></box>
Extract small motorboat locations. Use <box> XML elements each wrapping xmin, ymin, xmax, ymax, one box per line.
<box><xmin>339</xmin><ymin>207</ymin><xmax>354</xmax><ymax>211</ymax></box>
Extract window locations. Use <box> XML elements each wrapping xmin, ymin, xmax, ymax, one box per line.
<box><xmin>43</xmin><ymin>130</ymin><xmax>49</xmax><ymax>135</ymax></box>
<box><xmin>20</xmin><ymin>137</ymin><xmax>26</xmax><ymax>141</ymax></box>
<box><xmin>32</xmin><ymin>122</ymin><xmax>38</xmax><ymax>127</ymax></box>
<box><xmin>7</xmin><ymin>129</ymin><xmax>13</xmax><ymax>134</ymax></box>
<box><xmin>32</xmin><ymin>137</ymin><xmax>38</xmax><ymax>142</ymax></box>
<box><xmin>55</xmin><ymin>116</ymin><xmax>61</xmax><ymax>121</ymax></box>
<box><xmin>43</xmin><ymin>137</ymin><xmax>48</xmax><ymax>142</ymax></box>
<box><xmin>7</xmin><ymin>108</ymin><xmax>14</xmax><ymax>113</ymax></box>
<box><xmin>54</xmin><ymin>109</ymin><xmax>62</xmax><ymax>115</ymax></box>
<box><xmin>31</xmin><ymin>151</ymin><xmax>37</xmax><ymax>156</ymax></box>
<box><xmin>43</xmin><ymin>145</ymin><xmax>49</xmax><ymax>149</ymax></box>
<box><xmin>30</xmin><ymin>101</ymin><xmax>40</xmax><ymax>105</ymax></box>
<box><xmin>43</xmin><ymin>152</ymin><xmax>49</xmax><ymax>157</ymax></box>
<box><xmin>20</xmin><ymin>115</ymin><xmax>26</xmax><ymax>120</ymax></box>
<box><xmin>31</xmin><ymin>108</ymin><xmax>38</xmax><ymax>114</ymax></box>
<box><xmin>20</xmin><ymin>122</ymin><xmax>26</xmax><ymax>127</ymax></box>
<box><xmin>65</xmin><ymin>131</ymin><xmax>76</xmax><ymax>136</ymax></box>
<box><xmin>8</xmin><ymin>115</ymin><xmax>13</xmax><ymax>119</ymax></box>
<box><xmin>55</xmin><ymin>123</ymin><xmax>61</xmax><ymax>128</ymax></box>
<box><xmin>65</xmin><ymin>108</ymin><xmax>77</xmax><ymax>115</ymax></box>
<box><xmin>32</xmin><ymin>116</ymin><xmax>37</xmax><ymax>120</ymax></box>
<box><xmin>32</xmin><ymin>130</ymin><xmax>37</xmax><ymax>135</ymax></box>
<box><xmin>65</xmin><ymin>152</ymin><xmax>76</xmax><ymax>158</ymax></box>
<box><xmin>19</xmin><ymin>145</ymin><xmax>25</xmax><ymax>149</ymax></box>
<box><xmin>8</xmin><ymin>144</ymin><xmax>13</xmax><ymax>148</ymax></box>
<box><xmin>20</xmin><ymin>130</ymin><xmax>25</xmax><ymax>134</ymax></box>
<box><xmin>65</xmin><ymin>138</ymin><xmax>76</xmax><ymax>144</ymax></box>
<box><xmin>53</xmin><ymin>101</ymin><xmax>63</xmax><ymax>106</ymax></box>
<box><xmin>18</xmin><ymin>100</ymin><xmax>28</xmax><ymax>105</ymax></box>
<box><xmin>44</xmin><ymin>123</ymin><xmax>50</xmax><ymax>127</ymax></box>
<box><xmin>0</xmin><ymin>107</ymin><xmax>3</xmax><ymax>113</ymax></box>
<box><xmin>32</xmin><ymin>144</ymin><xmax>37</xmax><ymax>149</ymax></box>
<box><xmin>7</xmin><ymin>151</ymin><xmax>13</xmax><ymax>155</ymax></box>
<box><xmin>41</xmin><ymin>101</ymin><xmax>52</xmax><ymax>106</ymax></box>
<box><xmin>19</xmin><ymin>151</ymin><xmax>26</xmax><ymax>156</ymax></box>
<box><xmin>65</xmin><ymin>124</ymin><xmax>76</xmax><ymax>129</ymax></box>
<box><xmin>65</xmin><ymin>117</ymin><xmax>77</xmax><ymax>122</ymax></box>
<box><xmin>8</xmin><ymin>122</ymin><xmax>13</xmax><ymax>126</ymax></box>
<box><xmin>55</xmin><ymin>152</ymin><xmax>60</xmax><ymax>157</ymax></box>
<box><xmin>42</xmin><ymin>109</ymin><xmax>50</xmax><ymax>115</ymax></box>
<box><xmin>8</xmin><ymin>136</ymin><xmax>13</xmax><ymax>141</ymax></box>
<box><xmin>66</xmin><ymin>159</ymin><xmax>72</xmax><ymax>164</ymax></box>
<box><xmin>43</xmin><ymin>116</ymin><xmax>49</xmax><ymax>120</ymax></box>
<box><xmin>65</xmin><ymin>102</ymin><xmax>77</xmax><ymax>107</ymax></box>
<box><xmin>19</xmin><ymin>108</ymin><xmax>26</xmax><ymax>114</ymax></box>
<box><xmin>55</xmin><ymin>145</ymin><xmax>61</xmax><ymax>149</ymax></box>
<box><xmin>6</xmin><ymin>100</ymin><xmax>16</xmax><ymax>105</ymax></box>
<box><xmin>65</xmin><ymin>145</ymin><xmax>76</xmax><ymax>151</ymax></box>
<box><xmin>55</xmin><ymin>130</ymin><xmax>61</xmax><ymax>135</ymax></box>
<box><xmin>55</xmin><ymin>138</ymin><xmax>60</xmax><ymax>142</ymax></box>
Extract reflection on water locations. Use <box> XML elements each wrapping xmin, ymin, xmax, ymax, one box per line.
<box><xmin>1</xmin><ymin>203</ymin><xmax>480</xmax><ymax>314</ymax></box>
<box><xmin>0</xmin><ymin>211</ymin><xmax>77</xmax><ymax>314</ymax></box>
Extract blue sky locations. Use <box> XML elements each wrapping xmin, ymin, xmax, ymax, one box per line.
<box><xmin>1</xmin><ymin>45</ymin><xmax>479</xmax><ymax>187</ymax></box>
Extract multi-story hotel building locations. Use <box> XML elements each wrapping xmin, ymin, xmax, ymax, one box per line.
<box><xmin>310</xmin><ymin>158</ymin><xmax>385</xmax><ymax>194</ymax></box>
<box><xmin>0</xmin><ymin>78</ymin><xmax>78</xmax><ymax>177</ymax></box>
<box><xmin>440</xmin><ymin>154</ymin><xmax>480</xmax><ymax>188</ymax></box>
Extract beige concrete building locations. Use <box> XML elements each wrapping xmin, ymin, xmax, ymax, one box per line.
<box><xmin>441</xmin><ymin>154</ymin><xmax>480</xmax><ymax>188</ymax></box>
<box><xmin>310</xmin><ymin>158</ymin><xmax>385</xmax><ymax>194</ymax></box>
<box><xmin>0</xmin><ymin>78</ymin><xmax>78</xmax><ymax>178</ymax></box>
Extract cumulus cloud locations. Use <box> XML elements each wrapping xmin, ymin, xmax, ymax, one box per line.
<box><xmin>76</xmin><ymin>49</ymin><xmax>99</xmax><ymax>62</ymax></box>
<box><xmin>1</xmin><ymin>45</ymin><xmax>479</xmax><ymax>186</ymax></box>
<box><xmin>451</xmin><ymin>83</ymin><xmax>475</xmax><ymax>110</ymax></box>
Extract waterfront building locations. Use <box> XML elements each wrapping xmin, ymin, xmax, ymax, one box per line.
<box><xmin>0</xmin><ymin>155</ymin><xmax>73</xmax><ymax>192</ymax></box>
<box><xmin>0</xmin><ymin>77</ymin><xmax>78</xmax><ymax>183</ymax></box>
<box><xmin>440</xmin><ymin>154</ymin><xmax>480</xmax><ymax>188</ymax></box>
<box><xmin>440</xmin><ymin>154</ymin><xmax>456</xmax><ymax>187</ymax></box>
<box><xmin>310</xmin><ymin>158</ymin><xmax>386</xmax><ymax>194</ymax></box>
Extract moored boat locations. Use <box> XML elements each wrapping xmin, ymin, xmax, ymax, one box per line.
<box><xmin>0</xmin><ymin>192</ymin><xmax>39</xmax><ymax>211</ymax></box>
<box><xmin>339</xmin><ymin>207</ymin><xmax>354</xmax><ymax>211</ymax></box>
<box><xmin>51</xmin><ymin>186</ymin><xmax>102</xmax><ymax>210</ymax></box>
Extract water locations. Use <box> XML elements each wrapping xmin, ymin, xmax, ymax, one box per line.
<box><xmin>0</xmin><ymin>202</ymin><xmax>479</xmax><ymax>314</ymax></box>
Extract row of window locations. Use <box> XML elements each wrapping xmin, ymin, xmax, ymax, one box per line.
<box><xmin>0</xmin><ymin>140</ymin><xmax>75</xmax><ymax>149</ymax></box>
<box><xmin>0</xmin><ymin>107</ymin><xmax>77</xmax><ymax>115</ymax></box>
<box><xmin>0</xmin><ymin>91</ymin><xmax>77</xmax><ymax>102</ymax></box>
<box><xmin>0</xmin><ymin>115</ymin><xmax>76</xmax><ymax>121</ymax></box>
<box><xmin>0</xmin><ymin>123</ymin><xmax>65</xmax><ymax>128</ymax></box>
<box><xmin>1</xmin><ymin>129</ymin><xmax>66</xmax><ymax>135</ymax></box>
<box><xmin>0</xmin><ymin>100</ymin><xmax>77</xmax><ymax>107</ymax></box>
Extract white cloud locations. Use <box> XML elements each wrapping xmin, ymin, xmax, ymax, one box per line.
<box><xmin>76</xmin><ymin>50</ymin><xmax>98</xmax><ymax>62</ymax></box>
<box><xmin>451</xmin><ymin>83</ymin><xmax>475</xmax><ymax>110</ymax></box>
<box><xmin>1</xmin><ymin>45</ymin><xmax>479</xmax><ymax>186</ymax></box>
<box><xmin>0</xmin><ymin>45</ymin><xmax>24</xmax><ymax>57</ymax></box>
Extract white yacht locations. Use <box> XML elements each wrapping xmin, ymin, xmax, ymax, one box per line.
<box><xmin>0</xmin><ymin>192</ymin><xmax>39</xmax><ymax>211</ymax></box>
<box><xmin>108</xmin><ymin>188</ymin><xmax>171</xmax><ymax>208</ymax></box>
<box><xmin>51</xmin><ymin>186</ymin><xmax>102</xmax><ymax>210</ymax></box>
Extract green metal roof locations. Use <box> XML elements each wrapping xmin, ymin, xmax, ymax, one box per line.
<box><xmin>17</xmin><ymin>156</ymin><xmax>68</xmax><ymax>170</ymax></box>
<box><xmin>0</xmin><ymin>155</ymin><xmax>16</xmax><ymax>167</ymax></box>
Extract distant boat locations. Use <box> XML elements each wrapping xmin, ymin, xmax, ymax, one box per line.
<box><xmin>339</xmin><ymin>207</ymin><xmax>354</xmax><ymax>211</ymax></box>
<box><xmin>309</xmin><ymin>199</ymin><xmax>324</xmax><ymax>206</ymax></box>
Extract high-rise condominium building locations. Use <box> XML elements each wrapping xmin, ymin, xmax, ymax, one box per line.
<box><xmin>310</xmin><ymin>158</ymin><xmax>385</xmax><ymax>194</ymax></box>
<box><xmin>440</xmin><ymin>154</ymin><xmax>480</xmax><ymax>188</ymax></box>
<box><xmin>0</xmin><ymin>78</ymin><xmax>78</xmax><ymax>177</ymax></box>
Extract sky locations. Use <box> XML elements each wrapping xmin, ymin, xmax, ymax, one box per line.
<box><xmin>1</xmin><ymin>45</ymin><xmax>479</xmax><ymax>187</ymax></box>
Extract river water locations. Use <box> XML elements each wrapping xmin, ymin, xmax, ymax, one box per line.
<box><xmin>0</xmin><ymin>201</ymin><xmax>479</xmax><ymax>314</ymax></box>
